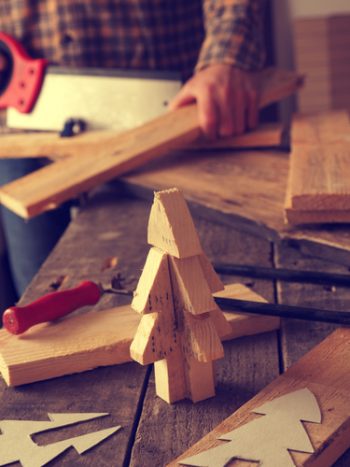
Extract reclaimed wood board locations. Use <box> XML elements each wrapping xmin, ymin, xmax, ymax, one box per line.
<box><xmin>170</xmin><ymin>327</ymin><xmax>350</xmax><ymax>466</ymax></box>
<box><xmin>0</xmin><ymin>68</ymin><xmax>302</xmax><ymax>219</ymax></box>
<box><xmin>122</xmin><ymin>146</ymin><xmax>350</xmax><ymax>258</ymax></box>
<box><xmin>285</xmin><ymin>110</ymin><xmax>350</xmax><ymax>224</ymax></box>
<box><xmin>0</xmin><ymin>284</ymin><xmax>280</xmax><ymax>387</ymax></box>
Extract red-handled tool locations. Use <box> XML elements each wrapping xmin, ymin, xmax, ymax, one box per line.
<box><xmin>3</xmin><ymin>281</ymin><xmax>102</xmax><ymax>335</ymax></box>
<box><xmin>0</xmin><ymin>31</ymin><xmax>47</xmax><ymax>113</ymax></box>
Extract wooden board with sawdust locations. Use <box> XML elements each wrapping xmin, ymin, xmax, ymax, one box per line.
<box><xmin>0</xmin><ymin>284</ymin><xmax>279</xmax><ymax>387</ymax></box>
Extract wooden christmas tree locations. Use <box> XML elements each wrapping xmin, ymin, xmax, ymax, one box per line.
<box><xmin>130</xmin><ymin>188</ymin><xmax>231</xmax><ymax>403</ymax></box>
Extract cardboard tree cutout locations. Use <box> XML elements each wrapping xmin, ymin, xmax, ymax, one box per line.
<box><xmin>180</xmin><ymin>388</ymin><xmax>322</xmax><ymax>467</ymax></box>
<box><xmin>130</xmin><ymin>188</ymin><xmax>231</xmax><ymax>403</ymax></box>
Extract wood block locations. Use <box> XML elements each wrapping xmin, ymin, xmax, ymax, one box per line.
<box><xmin>285</xmin><ymin>111</ymin><xmax>350</xmax><ymax>224</ymax></box>
<box><xmin>147</xmin><ymin>188</ymin><xmax>203</xmax><ymax>258</ymax></box>
<box><xmin>169</xmin><ymin>255</ymin><xmax>218</xmax><ymax>315</ymax></box>
<box><xmin>131</xmin><ymin>247</ymin><xmax>173</xmax><ymax>314</ymax></box>
<box><xmin>0</xmin><ymin>68</ymin><xmax>302</xmax><ymax>219</ymax></box>
<box><xmin>183</xmin><ymin>311</ymin><xmax>224</xmax><ymax>363</ymax></box>
<box><xmin>0</xmin><ymin>284</ymin><xmax>279</xmax><ymax>387</ymax></box>
<box><xmin>198</xmin><ymin>254</ymin><xmax>224</xmax><ymax>294</ymax></box>
<box><xmin>170</xmin><ymin>327</ymin><xmax>350</xmax><ymax>466</ymax></box>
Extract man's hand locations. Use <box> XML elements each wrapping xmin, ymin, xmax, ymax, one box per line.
<box><xmin>169</xmin><ymin>64</ymin><xmax>259</xmax><ymax>140</ymax></box>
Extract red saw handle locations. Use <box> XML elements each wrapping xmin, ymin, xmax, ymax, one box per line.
<box><xmin>0</xmin><ymin>31</ymin><xmax>47</xmax><ymax>113</ymax></box>
<box><xmin>2</xmin><ymin>281</ymin><xmax>102</xmax><ymax>335</ymax></box>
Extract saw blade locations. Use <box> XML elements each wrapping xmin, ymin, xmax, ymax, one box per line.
<box><xmin>6</xmin><ymin>67</ymin><xmax>181</xmax><ymax>132</ymax></box>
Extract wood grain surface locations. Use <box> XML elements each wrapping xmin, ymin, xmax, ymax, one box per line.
<box><xmin>285</xmin><ymin>111</ymin><xmax>350</xmax><ymax>224</ymax></box>
<box><xmin>1</xmin><ymin>188</ymin><xmax>349</xmax><ymax>466</ymax></box>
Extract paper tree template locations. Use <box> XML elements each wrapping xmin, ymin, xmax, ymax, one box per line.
<box><xmin>0</xmin><ymin>412</ymin><xmax>121</xmax><ymax>467</ymax></box>
<box><xmin>130</xmin><ymin>188</ymin><xmax>231</xmax><ymax>403</ymax></box>
<box><xmin>180</xmin><ymin>388</ymin><xmax>322</xmax><ymax>466</ymax></box>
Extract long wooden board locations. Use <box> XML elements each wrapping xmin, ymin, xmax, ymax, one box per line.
<box><xmin>0</xmin><ymin>123</ymin><xmax>285</xmax><ymax>160</ymax></box>
<box><xmin>0</xmin><ymin>68</ymin><xmax>301</xmax><ymax>219</ymax></box>
<box><xmin>0</xmin><ymin>284</ymin><xmax>280</xmax><ymax>387</ymax></box>
<box><xmin>170</xmin><ymin>326</ymin><xmax>350</xmax><ymax>466</ymax></box>
<box><xmin>285</xmin><ymin>110</ymin><xmax>350</xmax><ymax>225</ymax></box>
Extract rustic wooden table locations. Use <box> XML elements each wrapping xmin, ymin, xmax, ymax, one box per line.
<box><xmin>1</xmin><ymin>185</ymin><xmax>349</xmax><ymax>466</ymax></box>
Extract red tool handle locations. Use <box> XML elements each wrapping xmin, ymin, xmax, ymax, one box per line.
<box><xmin>2</xmin><ymin>281</ymin><xmax>102</xmax><ymax>335</ymax></box>
<box><xmin>0</xmin><ymin>31</ymin><xmax>47</xmax><ymax>113</ymax></box>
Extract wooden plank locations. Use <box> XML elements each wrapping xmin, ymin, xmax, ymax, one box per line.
<box><xmin>122</xmin><ymin>145</ymin><xmax>350</xmax><ymax>256</ymax></box>
<box><xmin>129</xmin><ymin>217</ymin><xmax>280</xmax><ymax>466</ymax></box>
<box><xmin>0</xmin><ymin>68</ymin><xmax>302</xmax><ymax>219</ymax></box>
<box><xmin>0</xmin><ymin>123</ymin><xmax>285</xmax><ymax>160</ymax></box>
<box><xmin>285</xmin><ymin>111</ymin><xmax>350</xmax><ymax>224</ymax></box>
<box><xmin>0</xmin><ymin>283</ymin><xmax>279</xmax><ymax>387</ymax></box>
<box><xmin>170</xmin><ymin>328</ymin><xmax>350</xmax><ymax>466</ymax></box>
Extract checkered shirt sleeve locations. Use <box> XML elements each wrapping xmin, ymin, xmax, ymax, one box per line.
<box><xmin>197</xmin><ymin>0</ymin><xmax>266</xmax><ymax>72</ymax></box>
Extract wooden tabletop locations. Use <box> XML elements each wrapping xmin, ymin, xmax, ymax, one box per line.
<box><xmin>0</xmin><ymin>186</ymin><xmax>349</xmax><ymax>466</ymax></box>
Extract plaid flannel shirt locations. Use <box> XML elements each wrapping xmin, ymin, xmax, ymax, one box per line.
<box><xmin>0</xmin><ymin>0</ymin><xmax>265</xmax><ymax>80</ymax></box>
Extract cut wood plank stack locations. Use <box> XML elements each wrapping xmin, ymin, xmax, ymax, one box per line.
<box><xmin>0</xmin><ymin>68</ymin><xmax>302</xmax><ymax>219</ymax></box>
<box><xmin>285</xmin><ymin>110</ymin><xmax>350</xmax><ymax>224</ymax></box>
<box><xmin>294</xmin><ymin>15</ymin><xmax>350</xmax><ymax>113</ymax></box>
<box><xmin>0</xmin><ymin>284</ymin><xmax>280</xmax><ymax>387</ymax></box>
<box><xmin>170</xmin><ymin>327</ymin><xmax>350</xmax><ymax>467</ymax></box>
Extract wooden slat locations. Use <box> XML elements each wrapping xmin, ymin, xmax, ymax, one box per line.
<box><xmin>0</xmin><ymin>123</ymin><xmax>285</xmax><ymax>160</ymax></box>
<box><xmin>285</xmin><ymin>111</ymin><xmax>350</xmax><ymax>224</ymax></box>
<box><xmin>170</xmin><ymin>328</ymin><xmax>350</xmax><ymax>466</ymax></box>
<box><xmin>0</xmin><ymin>68</ymin><xmax>302</xmax><ymax>219</ymax></box>
<box><xmin>0</xmin><ymin>284</ymin><xmax>279</xmax><ymax>387</ymax></box>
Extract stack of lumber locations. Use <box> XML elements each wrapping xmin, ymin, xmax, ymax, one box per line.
<box><xmin>293</xmin><ymin>15</ymin><xmax>350</xmax><ymax>113</ymax></box>
<box><xmin>285</xmin><ymin>110</ymin><xmax>350</xmax><ymax>225</ymax></box>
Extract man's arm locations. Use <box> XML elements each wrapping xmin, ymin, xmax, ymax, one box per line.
<box><xmin>170</xmin><ymin>0</ymin><xmax>266</xmax><ymax>139</ymax></box>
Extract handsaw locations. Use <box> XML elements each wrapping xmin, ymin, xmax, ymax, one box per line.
<box><xmin>0</xmin><ymin>31</ymin><xmax>181</xmax><ymax>132</ymax></box>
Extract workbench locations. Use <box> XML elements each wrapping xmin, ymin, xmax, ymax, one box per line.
<box><xmin>1</xmin><ymin>183</ymin><xmax>350</xmax><ymax>466</ymax></box>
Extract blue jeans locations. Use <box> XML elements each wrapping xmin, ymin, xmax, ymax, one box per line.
<box><xmin>0</xmin><ymin>158</ymin><xmax>70</xmax><ymax>296</ymax></box>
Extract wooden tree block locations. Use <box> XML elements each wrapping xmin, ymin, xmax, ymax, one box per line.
<box><xmin>0</xmin><ymin>284</ymin><xmax>279</xmax><ymax>387</ymax></box>
<box><xmin>0</xmin><ymin>68</ymin><xmax>302</xmax><ymax>219</ymax></box>
<box><xmin>148</xmin><ymin>188</ymin><xmax>203</xmax><ymax>258</ymax></box>
<box><xmin>170</xmin><ymin>327</ymin><xmax>350</xmax><ymax>466</ymax></box>
<box><xmin>131</xmin><ymin>247</ymin><xmax>173</xmax><ymax>314</ymax></box>
<box><xmin>285</xmin><ymin>110</ymin><xmax>350</xmax><ymax>224</ymax></box>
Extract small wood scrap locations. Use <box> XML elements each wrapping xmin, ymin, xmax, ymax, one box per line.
<box><xmin>0</xmin><ymin>68</ymin><xmax>302</xmax><ymax>219</ymax></box>
<box><xmin>179</xmin><ymin>388</ymin><xmax>321</xmax><ymax>467</ymax></box>
<box><xmin>0</xmin><ymin>285</ymin><xmax>279</xmax><ymax>387</ymax></box>
<box><xmin>285</xmin><ymin>110</ymin><xmax>350</xmax><ymax>225</ymax></box>
<box><xmin>0</xmin><ymin>412</ymin><xmax>121</xmax><ymax>467</ymax></box>
<box><xmin>170</xmin><ymin>327</ymin><xmax>350</xmax><ymax>467</ymax></box>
